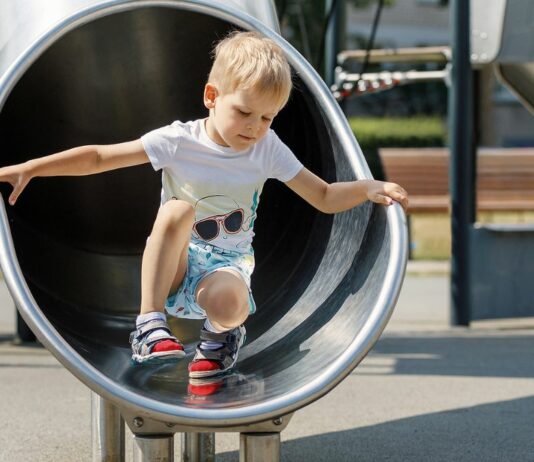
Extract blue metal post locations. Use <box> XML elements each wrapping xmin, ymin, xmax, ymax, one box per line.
<box><xmin>324</xmin><ymin>0</ymin><xmax>345</xmax><ymax>86</ymax></box>
<box><xmin>449</xmin><ymin>0</ymin><xmax>476</xmax><ymax>326</ymax></box>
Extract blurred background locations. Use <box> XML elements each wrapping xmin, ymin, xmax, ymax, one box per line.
<box><xmin>274</xmin><ymin>0</ymin><xmax>534</xmax><ymax>261</ymax></box>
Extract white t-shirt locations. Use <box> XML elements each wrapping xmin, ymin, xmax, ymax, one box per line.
<box><xmin>141</xmin><ymin>118</ymin><xmax>303</xmax><ymax>254</ymax></box>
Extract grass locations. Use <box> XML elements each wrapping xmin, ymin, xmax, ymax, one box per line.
<box><xmin>410</xmin><ymin>213</ymin><xmax>451</xmax><ymax>260</ymax></box>
<box><xmin>410</xmin><ymin>211</ymin><xmax>534</xmax><ymax>260</ymax></box>
<box><xmin>348</xmin><ymin>116</ymin><xmax>447</xmax><ymax>147</ymax></box>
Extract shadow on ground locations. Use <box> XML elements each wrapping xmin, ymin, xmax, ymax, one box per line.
<box><xmin>358</xmin><ymin>332</ymin><xmax>534</xmax><ymax>379</ymax></box>
<box><xmin>217</xmin><ymin>396</ymin><xmax>534</xmax><ymax>462</ymax></box>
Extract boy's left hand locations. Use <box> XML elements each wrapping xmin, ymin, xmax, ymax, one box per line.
<box><xmin>365</xmin><ymin>180</ymin><xmax>409</xmax><ymax>212</ymax></box>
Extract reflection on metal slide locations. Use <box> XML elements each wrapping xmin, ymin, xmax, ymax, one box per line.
<box><xmin>0</xmin><ymin>0</ymin><xmax>407</xmax><ymax>459</ymax></box>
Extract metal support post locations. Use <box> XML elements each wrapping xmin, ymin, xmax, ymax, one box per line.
<box><xmin>239</xmin><ymin>433</ymin><xmax>280</xmax><ymax>462</ymax></box>
<box><xmin>182</xmin><ymin>432</ymin><xmax>216</xmax><ymax>462</ymax></box>
<box><xmin>449</xmin><ymin>0</ymin><xmax>475</xmax><ymax>326</ymax></box>
<box><xmin>324</xmin><ymin>0</ymin><xmax>345</xmax><ymax>86</ymax></box>
<box><xmin>133</xmin><ymin>434</ymin><xmax>174</xmax><ymax>462</ymax></box>
<box><xmin>91</xmin><ymin>392</ymin><xmax>125</xmax><ymax>462</ymax></box>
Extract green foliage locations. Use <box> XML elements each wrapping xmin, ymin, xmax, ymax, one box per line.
<box><xmin>349</xmin><ymin>116</ymin><xmax>446</xmax><ymax>146</ymax></box>
<box><xmin>348</xmin><ymin>116</ymin><xmax>447</xmax><ymax>179</ymax></box>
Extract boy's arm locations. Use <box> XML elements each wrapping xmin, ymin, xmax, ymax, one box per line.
<box><xmin>0</xmin><ymin>139</ymin><xmax>149</xmax><ymax>205</ymax></box>
<box><xmin>285</xmin><ymin>167</ymin><xmax>409</xmax><ymax>213</ymax></box>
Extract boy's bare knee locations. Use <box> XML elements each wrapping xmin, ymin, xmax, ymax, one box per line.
<box><xmin>209</xmin><ymin>305</ymin><xmax>249</xmax><ymax>330</ymax></box>
<box><xmin>158</xmin><ymin>199</ymin><xmax>194</xmax><ymax>229</ymax></box>
<box><xmin>202</xmin><ymin>285</ymin><xmax>241</xmax><ymax>313</ymax></box>
<box><xmin>198</xmin><ymin>280</ymin><xmax>249</xmax><ymax>329</ymax></box>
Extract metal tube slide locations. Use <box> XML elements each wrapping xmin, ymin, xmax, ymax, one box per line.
<box><xmin>0</xmin><ymin>0</ymin><xmax>408</xmax><ymax>427</ymax></box>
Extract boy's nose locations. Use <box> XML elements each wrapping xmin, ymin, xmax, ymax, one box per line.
<box><xmin>247</xmin><ymin>117</ymin><xmax>261</xmax><ymax>132</ymax></box>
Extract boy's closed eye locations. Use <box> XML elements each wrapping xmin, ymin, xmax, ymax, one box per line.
<box><xmin>236</xmin><ymin>108</ymin><xmax>273</xmax><ymax>122</ymax></box>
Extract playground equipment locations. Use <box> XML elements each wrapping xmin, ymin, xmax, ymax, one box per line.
<box><xmin>462</xmin><ymin>0</ymin><xmax>534</xmax><ymax>322</ymax></box>
<box><xmin>471</xmin><ymin>0</ymin><xmax>534</xmax><ymax>114</ymax></box>
<box><xmin>0</xmin><ymin>0</ymin><xmax>407</xmax><ymax>460</ymax></box>
<box><xmin>332</xmin><ymin>46</ymin><xmax>450</xmax><ymax>100</ymax></box>
<box><xmin>333</xmin><ymin>0</ymin><xmax>534</xmax><ymax>324</ymax></box>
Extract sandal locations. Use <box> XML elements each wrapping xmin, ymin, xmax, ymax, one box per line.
<box><xmin>188</xmin><ymin>325</ymin><xmax>246</xmax><ymax>378</ymax></box>
<box><xmin>129</xmin><ymin>318</ymin><xmax>185</xmax><ymax>364</ymax></box>
<box><xmin>187</xmin><ymin>372</ymin><xmax>250</xmax><ymax>402</ymax></box>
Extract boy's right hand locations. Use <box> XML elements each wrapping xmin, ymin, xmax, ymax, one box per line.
<box><xmin>0</xmin><ymin>163</ymin><xmax>32</xmax><ymax>206</ymax></box>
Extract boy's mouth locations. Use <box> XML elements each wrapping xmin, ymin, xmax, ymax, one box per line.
<box><xmin>238</xmin><ymin>134</ymin><xmax>254</xmax><ymax>141</ymax></box>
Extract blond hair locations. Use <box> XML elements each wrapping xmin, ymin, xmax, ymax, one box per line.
<box><xmin>208</xmin><ymin>31</ymin><xmax>292</xmax><ymax>109</ymax></box>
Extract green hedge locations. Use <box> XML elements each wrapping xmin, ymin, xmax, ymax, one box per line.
<box><xmin>348</xmin><ymin>116</ymin><xmax>447</xmax><ymax>180</ymax></box>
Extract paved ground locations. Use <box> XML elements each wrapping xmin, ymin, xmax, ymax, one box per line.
<box><xmin>1</xmin><ymin>262</ymin><xmax>533</xmax><ymax>461</ymax></box>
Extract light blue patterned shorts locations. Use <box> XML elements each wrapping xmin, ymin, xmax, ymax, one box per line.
<box><xmin>165</xmin><ymin>239</ymin><xmax>256</xmax><ymax>319</ymax></box>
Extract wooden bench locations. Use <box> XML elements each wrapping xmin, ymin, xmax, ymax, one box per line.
<box><xmin>379</xmin><ymin>148</ymin><xmax>534</xmax><ymax>213</ymax></box>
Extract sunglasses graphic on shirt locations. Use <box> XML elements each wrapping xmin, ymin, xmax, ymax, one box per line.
<box><xmin>193</xmin><ymin>209</ymin><xmax>244</xmax><ymax>241</ymax></box>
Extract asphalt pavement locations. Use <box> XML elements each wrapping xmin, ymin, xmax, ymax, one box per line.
<box><xmin>1</xmin><ymin>261</ymin><xmax>533</xmax><ymax>461</ymax></box>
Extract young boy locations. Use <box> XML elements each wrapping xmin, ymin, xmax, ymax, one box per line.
<box><xmin>0</xmin><ymin>31</ymin><xmax>408</xmax><ymax>379</ymax></box>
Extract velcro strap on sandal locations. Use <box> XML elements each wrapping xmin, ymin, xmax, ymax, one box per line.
<box><xmin>199</xmin><ymin>329</ymin><xmax>236</xmax><ymax>344</ymax></box>
<box><xmin>195</xmin><ymin>346</ymin><xmax>232</xmax><ymax>361</ymax></box>
<box><xmin>129</xmin><ymin>319</ymin><xmax>172</xmax><ymax>344</ymax></box>
<box><xmin>143</xmin><ymin>331</ymin><xmax>177</xmax><ymax>345</ymax></box>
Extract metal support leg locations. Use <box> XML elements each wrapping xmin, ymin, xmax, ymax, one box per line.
<box><xmin>91</xmin><ymin>392</ymin><xmax>125</xmax><ymax>462</ymax></box>
<box><xmin>133</xmin><ymin>434</ymin><xmax>174</xmax><ymax>462</ymax></box>
<box><xmin>239</xmin><ymin>433</ymin><xmax>280</xmax><ymax>462</ymax></box>
<box><xmin>182</xmin><ymin>432</ymin><xmax>216</xmax><ymax>462</ymax></box>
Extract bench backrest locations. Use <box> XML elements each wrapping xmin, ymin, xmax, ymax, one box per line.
<box><xmin>379</xmin><ymin>148</ymin><xmax>534</xmax><ymax>212</ymax></box>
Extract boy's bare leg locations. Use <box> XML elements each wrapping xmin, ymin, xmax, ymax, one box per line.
<box><xmin>131</xmin><ymin>200</ymin><xmax>193</xmax><ymax>362</ymax></box>
<box><xmin>140</xmin><ymin>200</ymin><xmax>194</xmax><ymax>314</ymax></box>
<box><xmin>195</xmin><ymin>269</ymin><xmax>250</xmax><ymax>330</ymax></box>
<box><xmin>188</xmin><ymin>270</ymin><xmax>249</xmax><ymax>377</ymax></box>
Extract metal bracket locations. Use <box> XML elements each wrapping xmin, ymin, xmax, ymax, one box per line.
<box><xmin>121</xmin><ymin>409</ymin><xmax>294</xmax><ymax>435</ymax></box>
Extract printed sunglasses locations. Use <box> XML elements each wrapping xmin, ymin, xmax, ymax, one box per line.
<box><xmin>193</xmin><ymin>209</ymin><xmax>244</xmax><ymax>241</ymax></box>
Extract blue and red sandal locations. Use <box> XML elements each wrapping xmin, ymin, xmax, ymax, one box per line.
<box><xmin>188</xmin><ymin>325</ymin><xmax>246</xmax><ymax>378</ymax></box>
<box><xmin>129</xmin><ymin>318</ymin><xmax>185</xmax><ymax>364</ymax></box>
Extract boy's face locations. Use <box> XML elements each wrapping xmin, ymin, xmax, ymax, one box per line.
<box><xmin>204</xmin><ymin>84</ymin><xmax>282</xmax><ymax>151</ymax></box>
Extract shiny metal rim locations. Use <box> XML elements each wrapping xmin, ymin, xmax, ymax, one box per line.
<box><xmin>0</xmin><ymin>0</ymin><xmax>408</xmax><ymax>426</ymax></box>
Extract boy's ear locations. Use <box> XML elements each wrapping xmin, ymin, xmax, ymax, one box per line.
<box><xmin>204</xmin><ymin>83</ymin><xmax>219</xmax><ymax>109</ymax></box>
